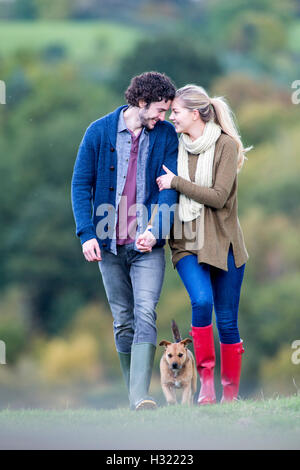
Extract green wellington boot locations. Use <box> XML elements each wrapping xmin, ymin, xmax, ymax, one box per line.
<box><xmin>118</xmin><ymin>352</ymin><xmax>131</xmax><ymax>395</ymax></box>
<box><xmin>129</xmin><ymin>343</ymin><xmax>157</xmax><ymax>411</ymax></box>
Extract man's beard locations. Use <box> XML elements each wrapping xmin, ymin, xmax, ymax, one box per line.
<box><xmin>139</xmin><ymin>109</ymin><xmax>157</xmax><ymax>130</ymax></box>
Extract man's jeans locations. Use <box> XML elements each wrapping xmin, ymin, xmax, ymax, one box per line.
<box><xmin>98</xmin><ymin>243</ymin><xmax>166</xmax><ymax>353</ymax></box>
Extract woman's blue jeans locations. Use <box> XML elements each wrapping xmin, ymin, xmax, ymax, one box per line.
<box><xmin>176</xmin><ymin>246</ymin><xmax>245</xmax><ymax>344</ymax></box>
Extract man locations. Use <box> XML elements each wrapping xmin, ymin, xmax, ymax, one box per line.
<box><xmin>71</xmin><ymin>72</ymin><xmax>178</xmax><ymax>410</ymax></box>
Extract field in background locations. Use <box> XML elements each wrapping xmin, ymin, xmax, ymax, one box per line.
<box><xmin>0</xmin><ymin>21</ymin><xmax>141</xmax><ymax>63</ymax></box>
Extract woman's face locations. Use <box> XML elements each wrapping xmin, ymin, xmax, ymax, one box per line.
<box><xmin>169</xmin><ymin>98</ymin><xmax>195</xmax><ymax>134</ymax></box>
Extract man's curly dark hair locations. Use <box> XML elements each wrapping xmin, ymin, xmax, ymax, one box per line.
<box><xmin>125</xmin><ymin>71</ymin><xmax>176</xmax><ymax>107</ymax></box>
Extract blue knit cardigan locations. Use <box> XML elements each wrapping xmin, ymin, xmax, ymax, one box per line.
<box><xmin>71</xmin><ymin>105</ymin><xmax>179</xmax><ymax>252</ymax></box>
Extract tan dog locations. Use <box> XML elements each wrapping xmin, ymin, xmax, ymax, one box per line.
<box><xmin>159</xmin><ymin>321</ymin><xmax>197</xmax><ymax>406</ymax></box>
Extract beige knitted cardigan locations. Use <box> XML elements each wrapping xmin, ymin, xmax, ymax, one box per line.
<box><xmin>169</xmin><ymin>132</ymin><xmax>249</xmax><ymax>271</ymax></box>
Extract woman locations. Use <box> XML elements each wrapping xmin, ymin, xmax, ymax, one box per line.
<box><xmin>156</xmin><ymin>85</ymin><xmax>251</xmax><ymax>404</ymax></box>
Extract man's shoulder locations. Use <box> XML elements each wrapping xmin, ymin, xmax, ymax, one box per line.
<box><xmin>155</xmin><ymin>120</ymin><xmax>177</xmax><ymax>138</ymax></box>
<box><xmin>85</xmin><ymin>117</ymin><xmax>105</xmax><ymax>135</ymax></box>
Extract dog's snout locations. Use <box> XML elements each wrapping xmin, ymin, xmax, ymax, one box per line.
<box><xmin>172</xmin><ymin>362</ymin><xmax>179</xmax><ymax>369</ymax></box>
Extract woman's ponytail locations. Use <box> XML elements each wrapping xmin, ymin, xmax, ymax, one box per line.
<box><xmin>210</xmin><ymin>96</ymin><xmax>252</xmax><ymax>172</ymax></box>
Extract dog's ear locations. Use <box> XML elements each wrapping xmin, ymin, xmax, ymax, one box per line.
<box><xmin>180</xmin><ymin>338</ymin><xmax>192</xmax><ymax>348</ymax></box>
<box><xmin>159</xmin><ymin>340</ymin><xmax>172</xmax><ymax>348</ymax></box>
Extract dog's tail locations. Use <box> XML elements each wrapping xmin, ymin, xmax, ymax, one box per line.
<box><xmin>171</xmin><ymin>320</ymin><xmax>182</xmax><ymax>343</ymax></box>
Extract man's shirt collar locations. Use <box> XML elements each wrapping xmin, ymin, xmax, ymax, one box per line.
<box><xmin>117</xmin><ymin>107</ymin><xmax>149</xmax><ymax>136</ymax></box>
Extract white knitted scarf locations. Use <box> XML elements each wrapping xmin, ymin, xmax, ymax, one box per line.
<box><xmin>178</xmin><ymin>120</ymin><xmax>221</xmax><ymax>222</ymax></box>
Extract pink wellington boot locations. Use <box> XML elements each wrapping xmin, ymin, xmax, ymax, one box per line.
<box><xmin>220</xmin><ymin>341</ymin><xmax>245</xmax><ymax>403</ymax></box>
<box><xmin>191</xmin><ymin>324</ymin><xmax>217</xmax><ymax>405</ymax></box>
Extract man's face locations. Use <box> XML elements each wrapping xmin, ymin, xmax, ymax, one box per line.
<box><xmin>138</xmin><ymin>99</ymin><xmax>172</xmax><ymax>130</ymax></box>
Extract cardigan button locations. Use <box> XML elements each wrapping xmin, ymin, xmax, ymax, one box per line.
<box><xmin>109</xmin><ymin>165</ymin><xmax>115</xmax><ymax>171</ymax></box>
<box><xmin>102</xmin><ymin>242</ymin><xmax>107</xmax><ymax>247</ymax></box>
<box><xmin>109</xmin><ymin>187</ymin><xmax>114</xmax><ymax>191</ymax></box>
<box><xmin>110</xmin><ymin>147</ymin><xmax>115</xmax><ymax>152</ymax></box>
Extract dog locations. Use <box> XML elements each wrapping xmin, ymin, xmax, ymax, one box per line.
<box><xmin>159</xmin><ymin>320</ymin><xmax>197</xmax><ymax>406</ymax></box>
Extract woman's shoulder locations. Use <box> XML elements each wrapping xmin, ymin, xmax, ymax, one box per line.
<box><xmin>216</xmin><ymin>132</ymin><xmax>238</xmax><ymax>154</ymax></box>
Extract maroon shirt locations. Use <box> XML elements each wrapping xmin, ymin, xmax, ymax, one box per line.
<box><xmin>116</xmin><ymin>128</ymin><xmax>142</xmax><ymax>244</ymax></box>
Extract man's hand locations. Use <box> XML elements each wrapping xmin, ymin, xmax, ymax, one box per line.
<box><xmin>156</xmin><ymin>164</ymin><xmax>175</xmax><ymax>191</ymax></box>
<box><xmin>82</xmin><ymin>238</ymin><xmax>102</xmax><ymax>262</ymax></box>
<box><xmin>136</xmin><ymin>226</ymin><xmax>157</xmax><ymax>253</ymax></box>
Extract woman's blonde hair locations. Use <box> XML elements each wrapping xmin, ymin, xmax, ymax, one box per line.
<box><xmin>175</xmin><ymin>84</ymin><xmax>252</xmax><ymax>172</ymax></box>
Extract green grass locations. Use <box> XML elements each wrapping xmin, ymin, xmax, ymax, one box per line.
<box><xmin>0</xmin><ymin>395</ymin><xmax>300</xmax><ymax>449</ymax></box>
<box><xmin>0</xmin><ymin>20</ymin><xmax>142</xmax><ymax>63</ymax></box>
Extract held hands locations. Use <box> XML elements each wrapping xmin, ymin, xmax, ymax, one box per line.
<box><xmin>156</xmin><ymin>164</ymin><xmax>175</xmax><ymax>192</ymax></box>
<box><xmin>82</xmin><ymin>165</ymin><xmax>174</xmax><ymax>260</ymax></box>
<box><xmin>136</xmin><ymin>226</ymin><xmax>157</xmax><ymax>253</ymax></box>
<box><xmin>83</xmin><ymin>230</ymin><xmax>156</xmax><ymax>259</ymax></box>
<box><xmin>136</xmin><ymin>163</ymin><xmax>175</xmax><ymax>253</ymax></box>
<box><xmin>82</xmin><ymin>238</ymin><xmax>102</xmax><ymax>262</ymax></box>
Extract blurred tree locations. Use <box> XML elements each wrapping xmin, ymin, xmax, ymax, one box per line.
<box><xmin>212</xmin><ymin>73</ymin><xmax>290</xmax><ymax>111</ymax></box>
<box><xmin>40</xmin><ymin>332</ymin><xmax>101</xmax><ymax>385</ymax></box>
<box><xmin>228</xmin><ymin>12</ymin><xmax>286</xmax><ymax>59</ymax></box>
<box><xmin>239</xmin><ymin>127</ymin><xmax>300</xmax><ymax>218</ymax></box>
<box><xmin>260</xmin><ymin>343</ymin><xmax>300</xmax><ymax>396</ymax></box>
<box><xmin>0</xmin><ymin>287</ymin><xmax>30</xmax><ymax>364</ymax></box>
<box><xmin>0</xmin><ymin>9</ymin><xmax>299</xmax><ymax>400</ymax></box>
<box><xmin>0</xmin><ymin>55</ymin><xmax>120</xmax><ymax>335</ymax></box>
<box><xmin>241</xmin><ymin>208</ymin><xmax>300</xmax><ymax>283</ymax></box>
<box><xmin>206</xmin><ymin>0</ymin><xmax>296</xmax><ymax>33</ymax></box>
<box><xmin>67</xmin><ymin>301</ymin><xmax>118</xmax><ymax>380</ymax></box>
<box><xmin>34</xmin><ymin>0</ymin><xmax>72</xmax><ymax>20</ymax></box>
<box><xmin>113</xmin><ymin>35</ymin><xmax>223</xmax><ymax>93</ymax></box>
<box><xmin>41</xmin><ymin>44</ymin><xmax>67</xmax><ymax>63</ymax></box>
<box><xmin>13</xmin><ymin>0</ymin><xmax>37</xmax><ymax>19</ymax></box>
<box><xmin>202</xmin><ymin>0</ymin><xmax>296</xmax><ymax>80</ymax></box>
<box><xmin>236</xmin><ymin>210</ymin><xmax>300</xmax><ymax>394</ymax></box>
